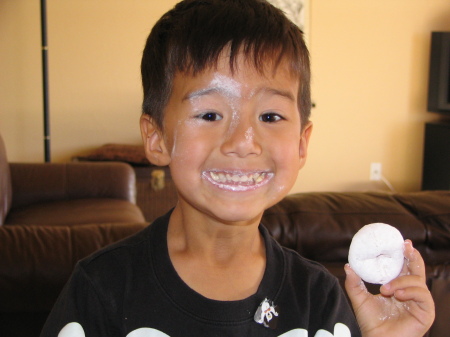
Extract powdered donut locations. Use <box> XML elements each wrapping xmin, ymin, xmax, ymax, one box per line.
<box><xmin>348</xmin><ymin>223</ymin><xmax>405</xmax><ymax>284</ymax></box>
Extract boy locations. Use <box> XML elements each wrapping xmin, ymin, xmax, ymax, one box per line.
<box><xmin>41</xmin><ymin>0</ymin><xmax>435</xmax><ymax>336</ymax></box>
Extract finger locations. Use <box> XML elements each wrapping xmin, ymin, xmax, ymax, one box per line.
<box><xmin>344</xmin><ymin>264</ymin><xmax>370</xmax><ymax>309</ymax></box>
<box><xmin>382</xmin><ymin>241</ymin><xmax>428</xmax><ymax>296</ymax></box>
<box><xmin>403</xmin><ymin>240</ymin><xmax>426</xmax><ymax>279</ymax></box>
<box><xmin>391</xmin><ymin>286</ymin><xmax>436</xmax><ymax>326</ymax></box>
<box><xmin>393</xmin><ymin>286</ymin><xmax>432</xmax><ymax>304</ymax></box>
<box><xmin>380</xmin><ymin>274</ymin><xmax>425</xmax><ymax>296</ymax></box>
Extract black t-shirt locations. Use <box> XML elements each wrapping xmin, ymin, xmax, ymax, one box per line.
<box><xmin>41</xmin><ymin>212</ymin><xmax>361</xmax><ymax>337</ymax></box>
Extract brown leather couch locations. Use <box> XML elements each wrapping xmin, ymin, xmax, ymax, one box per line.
<box><xmin>0</xmin><ymin>134</ymin><xmax>146</xmax><ymax>336</ymax></box>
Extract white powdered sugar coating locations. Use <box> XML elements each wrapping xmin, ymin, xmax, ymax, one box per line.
<box><xmin>209</xmin><ymin>73</ymin><xmax>242</xmax><ymax>99</ymax></box>
<box><xmin>348</xmin><ymin>223</ymin><xmax>405</xmax><ymax>285</ymax></box>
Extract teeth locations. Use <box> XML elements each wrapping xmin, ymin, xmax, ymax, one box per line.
<box><xmin>255</xmin><ymin>173</ymin><xmax>265</xmax><ymax>183</ymax></box>
<box><xmin>210</xmin><ymin>171</ymin><xmax>219</xmax><ymax>181</ymax></box>
<box><xmin>208</xmin><ymin>171</ymin><xmax>267</xmax><ymax>184</ymax></box>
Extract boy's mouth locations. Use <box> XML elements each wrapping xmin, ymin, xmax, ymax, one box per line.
<box><xmin>202</xmin><ymin>170</ymin><xmax>273</xmax><ymax>191</ymax></box>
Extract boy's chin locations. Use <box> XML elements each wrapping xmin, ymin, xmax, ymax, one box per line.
<box><xmin>208</xmin><ymin>211</ymin><xmax>264</xmax><ymax>227</ymax></box>
<box><xmin>200</xmin><ymin>199</ymin><xmax>278</xmax><ymax>226</ymax></box>
<box><xmin>176</xmin><ymin>187</ymin><xmax>289</xmax><ymax>226</ymax></box>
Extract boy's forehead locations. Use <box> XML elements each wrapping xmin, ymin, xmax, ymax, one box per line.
<box><xmin>184</xmin><ymin>74</ymin><xmax>242</xmax><ymax>100</ymax></box>
<box><xmin>174</xmin><ymin>53</ymin><xmax>299</xmax><ymax>100</ymax></box>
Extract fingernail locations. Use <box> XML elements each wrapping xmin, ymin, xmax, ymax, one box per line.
<box><xmin>344</xmin><ymin>263</ymin><xmax>351</xmax><ymax>274</ymax></box>
<box><xmin>382</xmin><ymin>283</ymin><xmax>391</xmax><ymax>291</ymax></box>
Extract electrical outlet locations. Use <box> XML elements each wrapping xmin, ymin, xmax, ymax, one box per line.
<box><xmin>370</xmin><ymin>162</ymin><xmax>382</xmax><ymax>181</ymax></box>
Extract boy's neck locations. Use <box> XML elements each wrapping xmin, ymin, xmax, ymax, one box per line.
<box><xmin>168</xmin><ymin>204</ymin><xmax>264</xmax><ymax>261</ymax></box>
<box><xmin>166</xmin><ymin>204</ymin><xmax>266</xmax><ymax>301</ymax></box>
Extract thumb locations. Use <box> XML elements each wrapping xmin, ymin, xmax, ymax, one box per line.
<box><xmin>344</xmin><ymin>263</ymin><xmax>370</xmax><ymax>310</ymax></box>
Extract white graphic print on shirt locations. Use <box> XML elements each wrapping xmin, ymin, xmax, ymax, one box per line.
<box><xmin>57</xmin><ymin>322</ymin><xmax>351</xmax><ymax>337</ymax></box>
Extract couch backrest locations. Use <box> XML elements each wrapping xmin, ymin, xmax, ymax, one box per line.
<box><xmin>0</xmin><ymin>134</ymin><xmax>12</xmax><ymax>225</ymax></box>
<box><xmin>262</xmin><ymin>191</ymin><xmax>450</xmax><ymax>266</ymax></box>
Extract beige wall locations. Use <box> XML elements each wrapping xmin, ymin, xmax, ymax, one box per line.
<box><xmin>1</xmin><ymin>1</ymin><xmax>449</xmax><ymax>193</ymax></box>
<box><xmin>297</xmin><ymin>0</ymin><xmax>450</xmax><ymax>193</ymax></box>
<box><xmin>0</xmin><ymin>0</ymin><xmax>175</xmax><ymax>162</ymax></box>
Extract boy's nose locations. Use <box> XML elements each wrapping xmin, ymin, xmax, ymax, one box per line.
<box><xmin>220</xmin><ymin>119</ymin><xmax>262</xmax><ymax>157</ymax></box>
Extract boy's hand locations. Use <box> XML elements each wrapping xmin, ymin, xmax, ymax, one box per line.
<box><xmin>344</xmin><ymin>240</ymin><xmax>435</xmax><ymax>337</ymax></box>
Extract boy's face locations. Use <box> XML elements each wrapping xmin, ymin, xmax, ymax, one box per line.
<box><xmin>142</xmin><ymin>52</ymin><xmax>312</xmax><ymax>224</ymax></box>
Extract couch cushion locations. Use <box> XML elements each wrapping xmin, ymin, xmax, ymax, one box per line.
<box><xmin>395</xmin><ymin>191</ymin><xmax>450</xmax><ymax>264</ymax></box>
<box><xmin>5</xmin><ymin>198</ymin><xmax>145</xmax><ymax>226</ymax></box>
<box><xmin>9</xmin><ymin>162</ymin><xmax>138</xmax><ymax>208</ymax></box>
<box><xmin>262</xmin><ymin>192</ymin><xmax>427</xmax><ymax>263</ymax></box>
<box><xmin>0</xmin><ymin>222</ymin><xmax>147</xmax><ymax>312</ymax></box>
<box><xmin>0</xmin><ymin>134</ymin><xmax>12</xmax><ymax>225</ymax></box>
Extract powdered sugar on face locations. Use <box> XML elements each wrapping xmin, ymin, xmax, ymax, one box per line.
<box><xmin>212</xmin><ymin>73</ymin><xmax>242</xmax><ymax>134</ymax></box>
<box><xmin>245</xmin><ymin>127</ymin><xmax>254</xmax><ymax>142</ymax></box>
<box><xmin>209</xmin><ymin>73</ymin><xmax>242</xmax><ymax>100</ymax></box>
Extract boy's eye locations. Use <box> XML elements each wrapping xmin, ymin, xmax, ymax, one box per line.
<box><xmin>259</xmin><ymin>112</ymin><xmax>284</xmax><ymax>123</ymax></box>
<box><xmin>196</xmin><ymin>112</ymin><xmax>223</xmax><ymax>122</ymax></box>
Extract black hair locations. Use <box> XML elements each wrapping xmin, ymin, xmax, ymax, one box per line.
<box><xmin>141</xmin><ymin>0</ymin><xmax>311</xmax><ymax>130</ymax></box>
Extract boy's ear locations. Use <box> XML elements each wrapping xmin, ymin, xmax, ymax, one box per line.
<box><xmin>298</xmin><ymin>122</ymin><xmax>313</xmax><ymax>170</ymax></box>
<box><xmin>140</xmin><ymin>114</ymin><xmax>171</xmax><ymax>166</ymax></box>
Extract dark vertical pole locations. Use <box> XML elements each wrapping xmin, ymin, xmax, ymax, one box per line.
<box><xmin>40</xmin><ymin>0</ymin><xmax>51</xmax><ymax>162</ymax></box>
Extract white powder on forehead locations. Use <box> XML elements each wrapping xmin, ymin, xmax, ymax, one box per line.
<box><xmin>209</xmin><ymin>73</ymin><xmax>243</xmax><ymax>136</ymax></box>
<box><xmin>209</xmin><ymin>73</ymin><xmax>242</xmax><ymax>99</ymax></box>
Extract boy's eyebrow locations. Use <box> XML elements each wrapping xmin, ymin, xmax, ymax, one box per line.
<box><xmin>255</xmin><ymin>87</ymin><xmax>296</xmax><ymax>102</ymax></box>
<box><xmin>183</xmin><ymin>86</ymin><xmax>296</xmax><ymax>101</ymax></box>
<box><xmin>183</xmin><ymin>87</ymin><xmax>226</xmax><ymax>101</ymax></box>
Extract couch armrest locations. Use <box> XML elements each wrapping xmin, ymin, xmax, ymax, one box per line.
<box><xmin>9</xmin><ymin>162</ymin><xmax>137</xmax><ymax>208</ymax></box>
<box><xmin>428</xmin><ymin>263</ymin><xmax>450</xmax><ymax>337</ymax></box>
<box><xmin>0</xmin><ymin>222</ymin><xmax>147</xmax><ymax>312</ymax></box>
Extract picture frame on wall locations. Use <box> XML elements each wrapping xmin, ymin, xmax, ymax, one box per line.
<box><xmin>267</xmin><ymin>0</ymin><xmax>310</xmax><ymax>45</ymax></box>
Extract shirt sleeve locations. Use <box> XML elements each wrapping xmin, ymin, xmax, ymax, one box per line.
<box><xmin>40</xmin><ymin>263</ymin><xmax>116</xmax><ymax>337</ymax></box>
